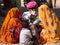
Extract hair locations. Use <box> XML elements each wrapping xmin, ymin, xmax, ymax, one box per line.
<box><xmin>30</xmin><ymin>15</ymin><xmax>36</xmax><ymax>23</ymax></box>
<box><xmin>21</xmin><ymin>20</ymin><xmax>29</xmax><ymax>28</ymax></box>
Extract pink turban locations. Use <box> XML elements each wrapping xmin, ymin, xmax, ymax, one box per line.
<box><xmin>26</xmin><ymin>1</ymin><xmax>38</xmax><ymax>10</ymax></box>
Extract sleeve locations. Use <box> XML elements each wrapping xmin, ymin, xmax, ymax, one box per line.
<box><xmin>22</xmin><ymin>12</ymin><xmax>25</xmax><ymax>17</ymax></box>
<box><xmin>22</xmin><ymin>12</ymin><xmax>28</xmax><ymax>19</ymax></box>
<box><xmin>36</xmin><ymin>18</ymin><xmax>41</xmax><ymax>22</ymax></box>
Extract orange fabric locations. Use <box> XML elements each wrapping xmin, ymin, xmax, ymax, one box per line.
<box><xmin>0</xmin><ymin>7</ymin><xmax>22</xmax><ymax>44</ymax></box>
<box><xmin>38</xmin><ymin>4</ymin><xmax>60</xmax><ymax>43</ymax></box>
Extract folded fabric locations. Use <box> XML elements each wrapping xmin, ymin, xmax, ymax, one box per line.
<box><xmin>26</xmin><ymin>1</ymin><xmax>38</xmax><ymax>10</ymax></box>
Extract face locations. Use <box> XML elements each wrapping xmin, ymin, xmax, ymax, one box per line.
<box><xmin>30</xmin><ymin>9</ymin><xmax>36</xmax><ymax>16</ymax></box>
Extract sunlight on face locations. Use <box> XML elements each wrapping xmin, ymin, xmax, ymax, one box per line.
<box><xmin>30</xmin><ymin>9</ymin><xmax>36</xmax><ymax>15</ymax></box>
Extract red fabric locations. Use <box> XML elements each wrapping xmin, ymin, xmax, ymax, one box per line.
<box><xmin>13</xmin><ymin>24</ymin><xmax>22</xmax><ymax>43</ymax></box>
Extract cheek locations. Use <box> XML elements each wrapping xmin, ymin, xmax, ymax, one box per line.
<box><xmin>31</xmin><ymin>11</ymin><xmax>35</xmax><ymax>15</ymax></box>
<box><xmin>33</xmin><ymin>12</ymin><xmax>35</xmax><ymax>14</ymax></box>
<box><xmin>33</xmin><ymin>11</ymin><xmax>35</xmax><ymax>13</ymax></box>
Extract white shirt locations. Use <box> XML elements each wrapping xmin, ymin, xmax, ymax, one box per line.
<box><xmin>22</xmin><ymin>11</ymin><xmax>31</xmax><ymax>20</ymax></box>
<box><xmin>20</xmin><ymin>28</ymin><xmax>32</xmax><ymax>45</ymax></box>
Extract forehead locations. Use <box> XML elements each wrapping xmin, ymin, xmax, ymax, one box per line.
<box><xmin>31</xmin><ymin>9</ymin><xmax>36</xmax><ymax>11</ymax></box>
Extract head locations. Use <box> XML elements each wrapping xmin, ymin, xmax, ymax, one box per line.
<box><xmin>8</xmin><ymin>7</ymin><xmax>22</xmax><ymax>18</ymax></box>
<box><xmin>21</xmin><ymin>20</ymin><xmax>29</xmax><ymax>28</ymax></box>
<box><xmin>1</xmin><ymin>7</ymin><xmax>22</xmax><ymax>32</ymax></box>
<box><xmin>30</xmin><ymin>15</ymin><xmax>36</xmax><ymax>23</ymax></box>
<box><xmin>38</xmin><ymin>4</ymin><xmax>49</xmax><ymax>19</ymax></box>
<box><xmin>26</xmin><ymin>1</ymin><xmax>38</xmax><ymax>16</ymax></box>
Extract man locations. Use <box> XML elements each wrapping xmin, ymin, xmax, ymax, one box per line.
<box><xmin>20</xmin><ymin>20</ymin><xmax>34</xmax><ymax>45</ymax></box>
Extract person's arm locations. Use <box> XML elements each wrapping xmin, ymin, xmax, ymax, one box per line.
<box><xmin>33</xmin><ymin>18</ymin><xmax>41</xmax><ymax>24</ymax></box>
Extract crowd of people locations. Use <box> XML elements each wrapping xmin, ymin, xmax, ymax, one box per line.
<box><xmin>0</xmin><ymin>1</ymin><xmax>60</xmax><ymax>45</ymax></box>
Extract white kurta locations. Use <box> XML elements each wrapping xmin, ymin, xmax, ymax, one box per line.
<box><xmin>20</xmin><ymin>28</ymin><xmax>33</xmax><ymax>45</ymax></box>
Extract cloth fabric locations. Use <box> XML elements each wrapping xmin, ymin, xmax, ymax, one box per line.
<box><xmin>26</xmin><ymin>1</ymin><xmax>38</xmax><ymax>10</ymax></box>
<box><xmin>0</xmin><ymin>7</ymin><xmax>22</xmax><ymax>44</ymax></box>
<box><xmin>22</xmin><ymin>11</ymin><xmax>31</xmax><ymax>20</ymax></box>
<box><xmin>33</xmin><ymin>18</ymin><xmax>41</xmax><ymax>24</ymax></box>
<box><xmin>22</xmin><ymin>11</ymin><xmax>36</xmax><ymax>36</ymax></box>
<box><xmin>36</xmin><ymin>18</ymin><xmax>41</xmax><ymax>23</ymax></box>
<box><xmin>22</xmin><ymin>11</ymin><xmax>31</xmax><ymax>25</ymax></box>
<box><xmin>38</xmin><ymin>4</ymin><xmax>60</xmax><ymax>43</ymax></box>
<box><xmin>20</xmin><ymin>28</ymin><xmax>32</xmax><ymax>45</ymax></box>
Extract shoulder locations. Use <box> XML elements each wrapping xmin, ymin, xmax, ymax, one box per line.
<box><xmin>23</xmin><ymin>11</ymin><xmax>31</xmax><ymax>16</ymax></box>
<box><xmin>21</xmin><ymin>28</ymin><xmax>31</xmax><ymax>33</ymax></box>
